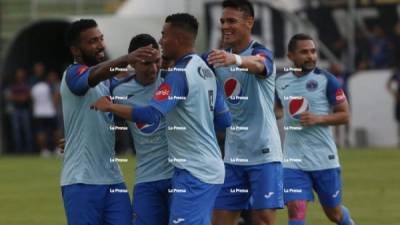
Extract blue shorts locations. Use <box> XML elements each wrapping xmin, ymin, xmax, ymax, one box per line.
<box><xmin>214</xmin><ymin>162</ymin><xmax>284</xmax><ymax>210</ymax></box>
<box><xmin>132</xmin><ymin>179</ymin><xmax>171</xmax><ymax>225</ymax></box>
<box><xmin>169</xmin><ymin>168</ymin><xmax>222</xmax><ymax>225</ymax></box>
<box><xmin>283</xmin><ymin>168</ymin><xmax>342</xmax><ymax>207</ymax></box>
<box><xmin>61</xmin><ymin>183</ymin><xmax>132</xmax><ymax>225</ymax></box>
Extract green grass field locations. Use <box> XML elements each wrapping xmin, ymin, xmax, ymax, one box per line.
<box><xmin>1</xmin><ymin>149</ymin><xmax>399</xmax><ymax>225</ymax></box>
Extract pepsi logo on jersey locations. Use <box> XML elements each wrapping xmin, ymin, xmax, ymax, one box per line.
<box><xmin>288</xmin><ymin>96</ymin><xmax>309</xmax><ymax>120</ymax></box>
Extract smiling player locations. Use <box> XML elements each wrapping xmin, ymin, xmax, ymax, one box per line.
<box><xmin>275</xmin><ymin>33</ymin><xmax>355</xmax><ymax>225</ymax></box>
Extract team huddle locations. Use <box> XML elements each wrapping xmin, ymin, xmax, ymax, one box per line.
<box><xmin>59</xmin><ymin>0</ymin><xmax>355</xmax><ymax>225</ymax></box>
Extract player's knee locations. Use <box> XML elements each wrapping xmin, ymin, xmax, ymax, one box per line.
<box><xmin>324</xmin><ymin>206</ymin><xmax>342</xmax><ymax>223</ymax></box>
<box><xmin>287</xmin><ymin>201</ymin><xmax>307</xmax><ymax>220</ymax></box>
<box><xmin>251</xmin><ymin>209</ymin><xmax>276</xmax><ymax>225</ymax></box>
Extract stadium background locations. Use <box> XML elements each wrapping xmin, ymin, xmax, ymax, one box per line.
<box><xmin>0</xmin><ymin>0</ymin><xmax>399</xmax><ymax>224</ymax></box>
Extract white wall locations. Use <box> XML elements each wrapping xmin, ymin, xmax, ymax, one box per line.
<box><xmin>349</xmin><ymin>70</ymin><xmax>398</xmax><ymax>147</ymax></box>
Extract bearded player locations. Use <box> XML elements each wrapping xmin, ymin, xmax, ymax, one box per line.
<box><xmin>60</xmin><ymin>19</ymin><xmax>158</xmax><ymax>225</ymax></box>
<box><xmin>275</xmin><ymin>33</ymin><xmax>355</xmax><ymax>225</ymax></box>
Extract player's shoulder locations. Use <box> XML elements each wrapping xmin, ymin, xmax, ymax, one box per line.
<box><xmin>66</xmin><ymin>63</ymin><xmax>89</xmax><ymax>76</ymax></box>
<box><xmin>276</xmin><ymin>72</ymin><xmax>292</xmax><ymax>82</ymax></box>
<box><xmin>313</xmin><ymin>67</ymin><xmax>340</xmax><ymax>83</ymax></box>
<box><xmin>250</xmin><ymin>41</ymin><xmax>272</xmax><ymax>56</ymax></box>
<box><xmin>175</xmin><ymin>54</ymin><xmax>194</xmax><ymax>70</ymax></box>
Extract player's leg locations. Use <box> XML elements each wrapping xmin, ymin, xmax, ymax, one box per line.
<box><xmin>312</xmin><ymin>168</ymin><xmax>355</xmax><ymax>225</ymax></box>
<box><xmin>103</xmin><ymin>183</ymin><xmax>132</xmax><ymax>225</ymax></box>
<box><xmin>61</xmin><ymin>184</ymin><xmax>106</xmax><ymax>225</ymax></box>
<box><xmin>213</xmin><ymin>164</ymin><xmax>250</xmax><ymax>225</ymax></box>
<box><xmin>283</xmin><ymin>168</ymin><xmax>314</xmax><ymax>225</ymax></box>
<box><xmin>132</xmin><ymin>179</ymin><xmax>171</xmax><ymax>225</ymax></box>
<box><xmin>169</xmin><ymin>168</ymin><xmax>222</xmax><ymax>225</ymax></box>
<box><xmin>249</xmin><ymin>162</ymin><xmax>284</xmax><ymax>225</ymax></box>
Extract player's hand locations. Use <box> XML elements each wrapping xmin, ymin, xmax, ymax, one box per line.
<box><xmin>58</xmin><ymin>138</ymin><xmax>65</xmax><ymax>153</ymax></box>
<box><xmin>299</xmin><ymin>111</ymin><xmax>321</xmax><ymax>127</ymax></box>
<box><xmin>127</xmin><ymin>45</ymin><xmax>160</xmax><ymax>65</ymax></box>
<box><xmin>90</xmin><ymin>96</ymin><xmax>113</xmax><ymax>112</ymax></box>
<box><xmin>207</xmin><ymin>49</ymin><xmax>236</xmax><ymax>68</ymax></box>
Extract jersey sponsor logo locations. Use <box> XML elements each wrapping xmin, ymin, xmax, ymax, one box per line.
<box><xmin>288</xmin><ymin>96</ymin><xmax>309</xmax><ymax>120</ymax></box>
<box><xmin>306</xmin><ymin>79</ymin><xmax>318</xmax><ymax>91</ymax></box>
<box><xmin>224</xmin><ymin>77</ymin><xmax>243</xmax><ymax>104</ymax></box>
<box><xmin>335</xmin><ymin>88</ymin><xmax>346</xmax><ymax>102</ymax></box>
<box><xmin>154</xmin><ymin>83</ymin><xmax>171</xmax><ymax>101</ymax></box>
<box><xmin>76</xmin><ymin>65</ymin><xmax>89</xmax><ymax>76</ymax></box>
<box><xmin>136</xmin><ymin>121</ymin><xmax>160</xmax><ymax>134</ymax></box>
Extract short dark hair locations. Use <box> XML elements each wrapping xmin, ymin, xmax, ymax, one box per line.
<box><xmin>222</xmin><ymin>0</ymin><xmax>254</xmax><ymax>18</ymax></box>
<box><xmin>165</xmin><ymin>13</ymin><xmax>199</xmax><ymax>37</ymax></box>
<box><xmin>288</xmin><ymin>33</ymin><xmax>314</xmax><ymax>52</ymax></box>
<box><xmin>128</xmin><ymin>34</ymin><xmax>159</xmax><ymax>53</ymax></box>
<box><xmin>65</xmin><ymin>19</ymin><xmax>98</xmax><ymax>47</ymax></box>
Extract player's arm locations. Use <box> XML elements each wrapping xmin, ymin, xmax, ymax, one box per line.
<box><xmin>206</xmin><ymin>47</ymin><xmax>273</xmax><ymax>77</ymax></box>
<box><xmin>274</xmin><ymin>95</ymin><xmax>284</xmax><ymax>120</ymax></box>
<box><xmin>300</xmin><ymin>75</ymin><xmax>349</xmax><ymax>126</ymax></box>
<box><xmin>90</xmin><ymin>69</ymin><xmax>188</xmax><ymax>124</ymax></box>
<box><xmin>88</xmin><ymin>45</ymin><xmax>159</xmax><ymax>86</ymax></box>
<box><xmin>214</xmin><ymin>81</ymin><xmax>232</xmax><ymax>131</ymax></box>
<box><xmin>300</xmin><ymin>101</ymin><xmax>349</xmax><ymax>126</ymax></box>
<box><xmin>66</xmin><ymin>46</ymin><xmax>159</xmax><ymax>96</ymax></box>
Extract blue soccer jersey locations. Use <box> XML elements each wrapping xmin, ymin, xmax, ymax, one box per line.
<box><xmin>147</xmin><ymin>53</ymin><xmax>229</xmax><ymax>184</ymax></box>
<box><xmin>60</xmin><ymin>63</ymin><xmax>123</xmax><ymax>186</ymax></box>
<box><xmin>207</xmin><ymin>40</ymin><xmax>282</xmax><ymax>165</ymax></box>
<box><xmin>275</xmin><ymin>67</ymin><xmax>347</xmax><ymax>171</ymax></box>
<box><xmin>111</xmin><ymin>74</ymin><xmax>173</xmax><ymax>184</ymax></box>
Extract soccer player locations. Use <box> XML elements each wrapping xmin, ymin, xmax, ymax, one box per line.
<box><xmin>205</xmin><ymin>1</ymin><xmax>283</xmax><ymax>224</ymax></box>
<box><xmin>90</xmin><ymin>13</ymin><xmax>232</xmax><ymax>225</ymax></box>
<box><xmin>275</xmin><ymin>33</ymin><xmax>355</xmax><ymax>225</ymax></box>
<box><xmin>60</xmin><ymin>19</ymin><xmax>158</xmax><ymax>225</ymax></box>
<box><xmin>110</xmin><ymin>34</ymin><xmax>173</xmax><ymax>225</ymax></box>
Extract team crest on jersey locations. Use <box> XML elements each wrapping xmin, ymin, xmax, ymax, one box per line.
<box><xmin>154</xmin><ymin>83</ymin><xmax>171</xmax><ymax>101</ymax></box>
<box><xmin>224</xmin><ymin>77</ymin><xmax>242</xmax><ymax>104</ymax></box>
<box><xmin>288</xmin><ymin>96</ymin><xmax>309</xmax><ymax>120</ymax></box>
<box><xmin>306</xmin><ymin>80</ymin><xmax>318</xmax><ymax>91</ymax></box>
<box><xmin>135</xmin><ymin>121</ymin><xmax>160</xmax><ymax>134</ymax></box>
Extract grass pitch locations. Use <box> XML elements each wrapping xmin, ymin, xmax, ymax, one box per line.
<box><xmin>0</xmin><ymin>149</ymin><xmax>399</xmax><ymax>225</ymax></box>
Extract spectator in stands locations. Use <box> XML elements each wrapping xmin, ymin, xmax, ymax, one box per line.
<box><xmin>368</xmin><ymin>26</ymin><xmax>391</xmax><ymax>69</ymax></box>
<box><xmin>355</xmin><ymin>29</ymin><xmax>371</xmax><ymax>70</ymax></box>
<box><xmin>4</xmin><ymin>68</ymin><xmax>33</xmax><ymax>153</ymax></box>
<box><xmin>391</xmin><ymin>21</ymin><xmax>400</xmax><ymax>67</ymax></box>
<box><xmin>29</xmin><ymin>62</ymin><xmax>46</xmax><ymax>86</ymax></box>
<box><xmin>31</xmin><ymin>71</ymin><xmax>58</xmax><ymax>157</ymax></box>
<box><xmin>386</xmin><ymin>62</ymin><xmax>400</xmax><ymax>147</ymax></box>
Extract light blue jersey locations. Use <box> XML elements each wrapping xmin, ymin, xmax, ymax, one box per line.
<box><xmin>211</xmin><ymin>41</ymin><xmax>282</xmax><ymax>165</ymax></box>
<box><xmin>275</xmin><ymin>67</ymin><xmax>347</xmax><ymax>171</ymax></box>
<box><xmin>60</xmin><ymin>63</ymin><xmax>123</xmax><ymax>186</ymax></box>
<box><xmin>111</xmin><ymin>74</ymin><xmax>173</xmax><ymax>184</ymax></box>
<box><xmin>150</xmin><ymin>54</ymin><xmax>227</xmax><ymax>184</ymax></box>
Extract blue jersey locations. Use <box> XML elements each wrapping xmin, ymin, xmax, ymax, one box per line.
<box><xmin>208</xmin><ymin>41</ymin><xmax>282</xmax><ymax>165</ymax></box>
<box><xmin>111</xmin><ymin>74</ymin><xmax>173</xmax><ymax>184</ymax></box>
<box><xmin>145</xmin><ymin>53</ymin><xmax>230</xmax><ymax>184</ymax></box>
<box><xmin>275</xmin><ymin>68</ymin><xmax>346</xmax><ymax>171</ymax></box>
<box><xmin>60</xmin><ymin>63</ymin><xmax>123</xmax><ymax>186</ymax></box>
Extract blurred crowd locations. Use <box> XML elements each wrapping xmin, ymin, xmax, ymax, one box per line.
<box><xmin>3</xmin><ymin>62</ymin><xmax>63</xmax><ymax>157</ymax></box>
